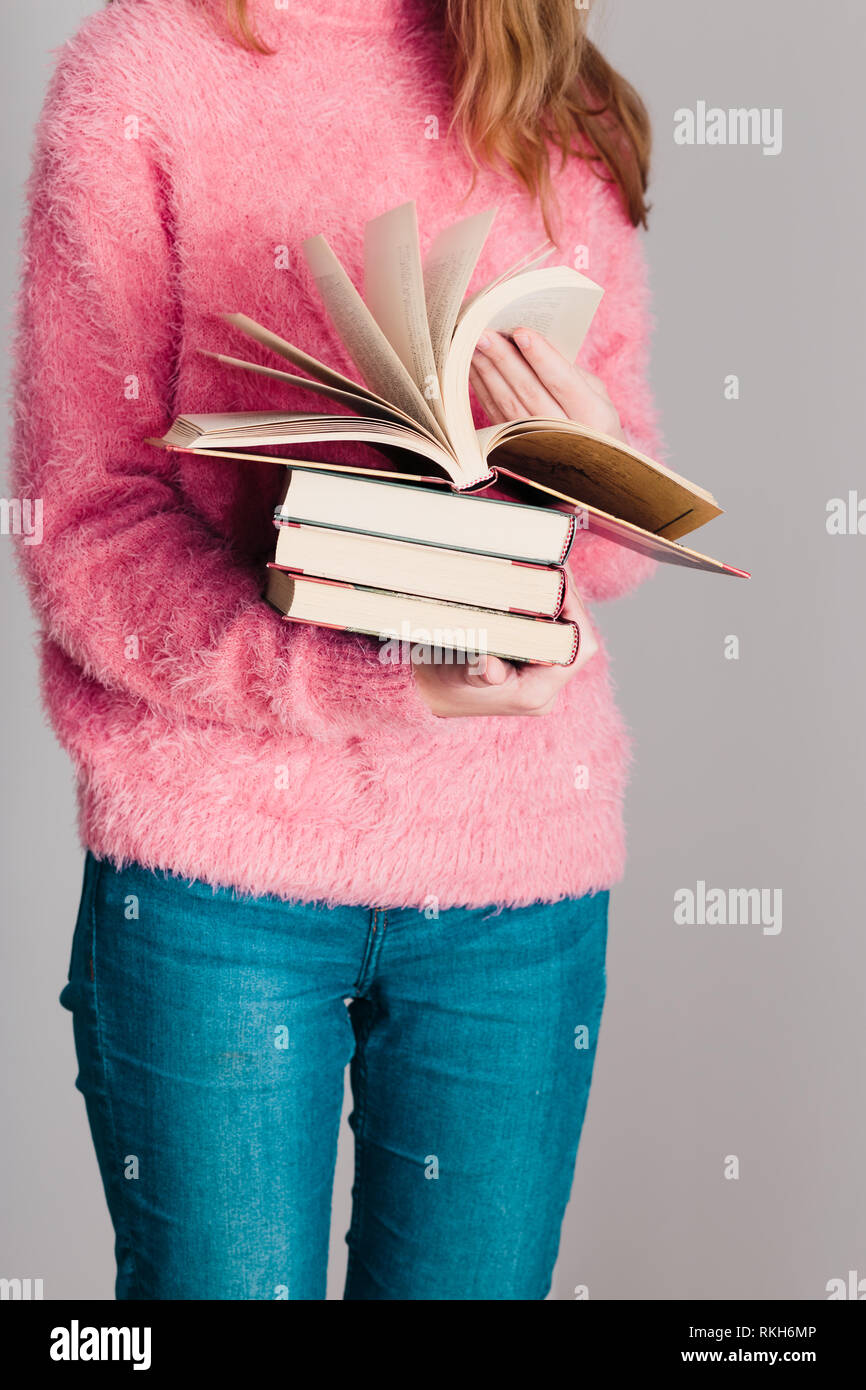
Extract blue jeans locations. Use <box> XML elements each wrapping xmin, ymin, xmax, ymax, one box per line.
<box><xmin>60</xmin><ymin>851</ymin><xmax>609</xmax><ymax>1300</ymax></box>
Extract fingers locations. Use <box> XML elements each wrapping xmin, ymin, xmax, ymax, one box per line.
<box><xmin>412</xmin><ymin>635</ymin><xmax>593</xmax><ymax>716</ymax></box>
<box><xmin>463</xmin><ymin>654</ymin><xmax>513</xmax><ymax>687</ymax></box>
<box><xmin>507</xmin><ymin>660</ymin><xmax>575</xmax><ymax>710</ymax></box>
<box><xmin>468</xmin><ymin>363</ymin><xmax>502</xmax><ymax>426</ymax></box>
<box><xmin>509</xmin><ymin>326</ymin><xmax>590</xmax><ymax>414</ymax></box>
<box><xmin>573</xmin><ymin>365</ymin><xmax>611</xmax><ymax>398</ymax></box>
<box><xmin>471</xmin><ymin>325</ymin><xmax>624</xmax><ymax>437</ymax></box>
<box><xmin>472</xmin><ymin>331</ymin><xmax>568</xmax><ymax>423</ymax></box>
<box><xmin>508</xmin><ymin>327</ymin><xmax>623</xmax><ymax>436</ymax></box>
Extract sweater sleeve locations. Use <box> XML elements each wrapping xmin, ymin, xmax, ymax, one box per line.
<box><xmin>12</xmin><ymin>49</ymin><xmax>434</xmax><ymax>743</ymax></box>
<box><xmin>566</xmin><ymin>217</ymin><xmax>664</xmax><ymax>602</ymax></box>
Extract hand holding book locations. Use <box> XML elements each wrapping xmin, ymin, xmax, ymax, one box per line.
<box><xmin>470</xmin><ymin>326</ymin><xmax>626</xmax><ymax>440</ymax></box>
<box><xmin>410</xmin><ymin>574</ymin><xmax>598</xmax><ymax>717</ymax></box>
<box><xmin>156</xmin><ymin>200</ymin><xmax>746</xmax><ymax>577</ymax></box>
<box><xmin>152</xmin><ymin>200</ymin><xmax>748</xmax><ymax>684</ymax></box>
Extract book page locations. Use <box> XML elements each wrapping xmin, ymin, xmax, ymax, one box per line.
<box><xmin>202</xmin><ymin>350</ymin><xmax>427</xmax><ymax>430</ymax></box>
<box><xmin>224</xmin><ymin>313</ymin><xmax>386</xmax><ymax>406</ymax></box>
<box><xmin>422</xmin><ymin>207</ymin><xmax>496</xmax><ymax>375</ymax></box>
<box><xmin>498</xmin><ymin>418</ymin><xmax>717</xmax><ymax>500</ymax></box>
<box><xmin>159</xmin><ymin>410</ymin><xmax>457</xmax><ymax>475</ymax></box>
<box><xmin>363</xmin><ymin>202</ymin><xmax>445</xmax><ymax>428</ymax></box>
<box><xmin>457</xmin><ymin>241</ymin><xmax>553</xmax><ymax>321</ymax></box>
<box><xmin>441</xmin><ymin>265</ymin><xmax>604</xmax><ymax>476</ymax></box>
<box><xmin>303</xmin><ymin>234</ymin><xmax>451</xmax><ymax>448</ymax></box>
<box><xmin>492</xmin><ymin>464</ymin><xmax>747</xmax><ymax>576</ymax></box>
<box><xmin>488</xmin><ymin>423</ymin><xmax>721</xmax><ymax>537</ymax></box>
<box><xmin>482</xmin><ymin>272</ymin><xmax>604</xmax><ymax>364</ymax></box>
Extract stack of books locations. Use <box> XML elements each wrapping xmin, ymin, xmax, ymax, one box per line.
<box><xmin>154</xmin><ymin>201</ymin><xmax>747</xmax><ymax>665</ymax></box>
<box><xmin>266</xmin><ymin>465</ymin><xmax>582</xmax><ymax>665</ymax></box>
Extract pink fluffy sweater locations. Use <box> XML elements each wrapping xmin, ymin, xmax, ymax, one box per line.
<box><xmin>13</xmin><ymin>0</ymin><xmax>662</xmax><ymax>908</ymax></box>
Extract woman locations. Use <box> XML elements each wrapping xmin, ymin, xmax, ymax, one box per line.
<box><xmin>14</xmin><ymin>0</ymin><xmax>660</xmax><ymax>1299</ymax></box>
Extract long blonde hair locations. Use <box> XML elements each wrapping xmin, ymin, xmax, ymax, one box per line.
<box><xmin>154</xmin><ymin>0</ymin><xmax>652</xmax><ymax>235</ymax></box>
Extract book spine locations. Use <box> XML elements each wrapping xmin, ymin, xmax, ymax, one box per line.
<box><xmin>551</xmin><ymin>568</ymin><xmax>567</xmax><ymax>619</ymax></box>
<box><xmin>558</xmin><ymin>515</ymin><xmax>577</xmax><ymax>564</ymax></box>
<box><xmin>451</xmin><ymin>468</ymin><xmax>497</xmax><ymax>493</ymax></box>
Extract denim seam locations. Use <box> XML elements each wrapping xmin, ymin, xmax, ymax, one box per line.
<box><xmin>352</xmin><ymin>906</ymin><xmax>388</xmax><ymax>996</ymax></box>
<box><xmin>344</xmin><ymin>989</ymin><xmax>379</xmax><ymax>1293</ymax></box>
<box><xmin>345</xmin><ymin>908</ymin><xmax>383</xmax><ymax>1287</ymax></box>
<box><xmin>343</xmin><ymin>906</ymin><xmax>389</xmax><ymax>1295</ymax></box>
<box><xmin>89</xmin><ymin>857</ymin><xmax>143</xmax><ymax>1300</ymax></box>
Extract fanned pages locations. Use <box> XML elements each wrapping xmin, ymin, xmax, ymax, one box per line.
<box><xmin>422</xmin><ymin>207</ymin><xmax>497</xmax><ymax>376</ymax></box>
<box><xmin>302</xmin><ymin>233</ymin><xmax>451</xmax><ymax>447</ymax></box>
<box><xmin>156</xmin><ymin>201</ymin><xmax>748</xmax><ymax>578</ymax></box>
<box><xmin>363</xmin><ymin>201</ymin><xmax>445</xmax><ymax>430</ymax></box>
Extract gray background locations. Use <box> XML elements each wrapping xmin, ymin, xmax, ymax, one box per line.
<box><xmin>2</xmin><ymin>0</ymin><xmax>863</xmax><ymax>1300</ymax></box>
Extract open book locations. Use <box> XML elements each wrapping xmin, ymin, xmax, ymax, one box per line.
<box><xmin>158</xmin><ymin>202</ymin><xmax>747</xmax><ymax>578</ymax></box>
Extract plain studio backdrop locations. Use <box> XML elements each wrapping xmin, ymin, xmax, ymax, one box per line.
<box><xmin>2</xmin><ymin>1</ymin><xmax>864</xmax><ymax>1301</ymax></box>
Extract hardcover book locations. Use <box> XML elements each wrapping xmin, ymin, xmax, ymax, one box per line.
<box><xmin>265</xmin><ymin>567</ymin><xmax>580</xmax><ymax>667</ymax></box>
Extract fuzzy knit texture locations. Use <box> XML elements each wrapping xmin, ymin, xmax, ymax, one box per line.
<box><xmin>13</xmin><ymin>0</ymin><xmax>664</xmax><ymax>909</ymax></box>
